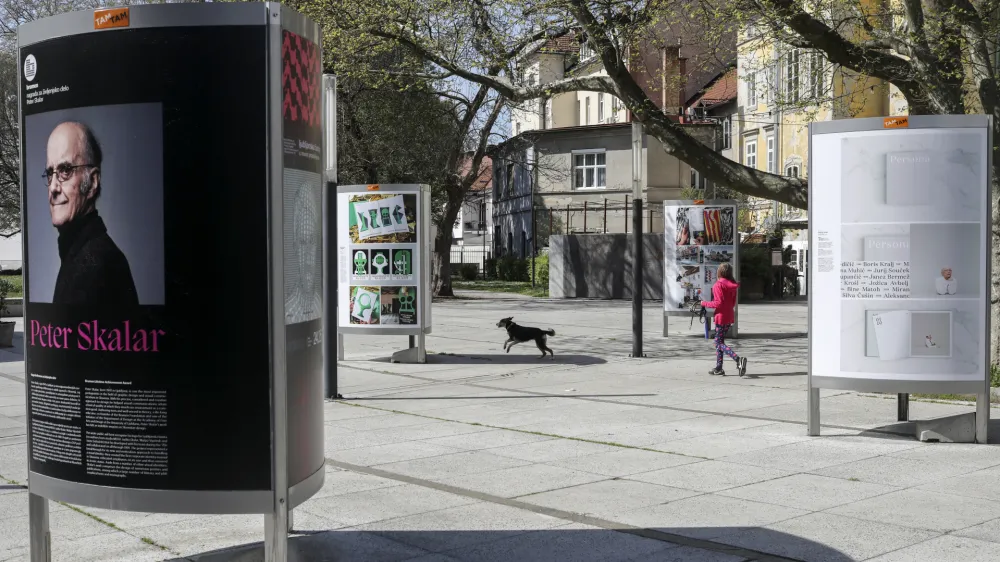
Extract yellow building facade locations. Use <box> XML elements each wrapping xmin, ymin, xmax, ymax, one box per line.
<box><xmin>734</xmin><ymin>23</ymin><xmax>906</xmax><ymax>239</ymax></box>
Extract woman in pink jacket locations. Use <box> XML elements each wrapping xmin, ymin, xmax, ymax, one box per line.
<box><xmin>701</xmin><ymin>263</ymin><xmax>748</xmax><ymax>377</ymax></box>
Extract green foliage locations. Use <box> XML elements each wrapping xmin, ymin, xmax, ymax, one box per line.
<box><xmin>991</xmin><ymin>363</ymin><xmax>1000</xmax><ymax>388</ymax></box>
<box><xmin>533</xmin><ymin>253</ymin><xmax>549</xmax><ymax>287</ymax></box>
<box><xmin>484</xmin><ymin>257</ymin><xmax>498</xmax><ymax>280</ymax></box>
<box><xmin>738</xmin><ymin>245</ymin><xmax>771</xmax><ymax>282</ymax></box>
<box><xmin>458</xmin><ymin>263</ymin><xmax>479</xmax><ymax>281</ymax></box>
<box><xmin>0</xmin><ymin>278</ymin><xmax>14</xmax><ymax>317</ymax></box>
<box><xmin>496</xmin><ymin>256</ymin><xmax>529</xmax><ymax>282</ymax></box>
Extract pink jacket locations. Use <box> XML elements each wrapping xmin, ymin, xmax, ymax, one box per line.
<box><xmin>701</xmin><ymin>277</ymin><xmax>739</xmax><ymax>325</ymax></box>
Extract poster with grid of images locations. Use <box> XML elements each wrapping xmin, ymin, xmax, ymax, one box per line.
<box><xmin>663</xmin><ymin>202</ymin><xmax>737</xmax><ymax>313</ymax></box>
<box><xmin>809</xmin><ymin>121</ymin><xmax>990</xmax><ymax>383</ymax></box>
<box><xmin>340</xmin><ymin>191</ymin><xmax>420</xmax><ymax>327</ymax></box>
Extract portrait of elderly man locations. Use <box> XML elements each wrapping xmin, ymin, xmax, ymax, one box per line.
<box><xmin>44</xmin><ymin>121</ymin><xmax>138</xmax><ymax>306</ymax></box>
<box><xmin>284</xmin><ymin>180</ymin><xmax>322</xmax><ymax>324</ymax></box>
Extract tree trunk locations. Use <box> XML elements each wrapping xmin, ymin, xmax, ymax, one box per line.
<box><xmin>432</xmin><ymin>197</ymin><xmax>462</xmax><ymax>297</ymax></box>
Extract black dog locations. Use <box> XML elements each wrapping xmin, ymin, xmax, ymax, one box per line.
<box><xmin>496</xmin><ymin>317</ymin><xmax>556</xmax><ymax>358</ymax></box>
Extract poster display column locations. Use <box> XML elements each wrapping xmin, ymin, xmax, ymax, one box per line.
<box><xmin>19</xmin><ymin>3</ymin><xmax>325</xmax><ymax>561</ymax></box>
<box><xmin>662</xmin><ymin>200</ymin><xmax>739</xmax><ymax>337</ymax></box>
<box><xmin>336</xmin><ymin>184</ymin><xmax>432</xmax><ymax>363</ymax></box>
<box><xmin>808</xmin><ymin>115</ymin><xmax>992</xmax><ymax>443</ymax></box>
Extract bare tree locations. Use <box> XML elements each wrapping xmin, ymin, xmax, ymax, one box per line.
<box><xmin>310</xmin><ymin>0</ymin><xmax>1000</xmax><ymax>360</ymax></box>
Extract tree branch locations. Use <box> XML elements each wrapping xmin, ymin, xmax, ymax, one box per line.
<box><xmin>759</xmin><ymin>0</ymin><xmax>920</xmax><ymax>96</ymax></box>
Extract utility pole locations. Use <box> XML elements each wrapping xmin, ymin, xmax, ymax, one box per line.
<box><xmin>631</xmin><ymin>120</ymin><xmax>644</xmax><ymax>358</ymax></box>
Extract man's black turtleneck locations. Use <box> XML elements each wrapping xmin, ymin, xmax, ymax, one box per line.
<box><xmin>52</xmin><ymin>210</ymin><xmax>139</xmax><ymax>307</ymax></box>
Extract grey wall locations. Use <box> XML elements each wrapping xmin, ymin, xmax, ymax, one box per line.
<box><xmin>549</xmin><ymin>234</ymin><xmax>664</xmax><ymax>299</ymax></box>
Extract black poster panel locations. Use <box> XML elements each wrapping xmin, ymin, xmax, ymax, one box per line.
<box><xmin>280</xmin><ymin>29</ymin><xmax>325</xmax><ymax>486</ymax></box>
<box><xmin>21</xmin><ymin>27</ymin><xmax>272</xmax><ymax>491</ymax></box>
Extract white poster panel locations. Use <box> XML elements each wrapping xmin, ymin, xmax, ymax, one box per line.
<box><xmin>336</xmin><ymin>188</ymin><xmax>424</xmax><ymax>331</ymax></box>
<box><xmin>663</xmin><ymin>201</ymin><xmax>738</xmax><ymax>315</ymax></box>
<box><xmin>810</xmin><ymin>120</ymin><xmax>989</xmax><ymax>386</ymax></box>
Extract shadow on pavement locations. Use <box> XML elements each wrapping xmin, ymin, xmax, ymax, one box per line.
<box><xmin>350</xmin><ymin>394</ymin><xmax>655</xmax><ymax>401</ymax></box>
<box><xmin>739</xmin><ymin>371</ymin><xmax>806</xmax><ymax>380</ymax></box>
<box><xmin>856</xmin><ymin>419</ymin><xmax>1000</xmax><ymax>444</ymax></box>
<box><xmin>732</xmin><ymin>332</ymin><xmax>808</xmax><ymax>340</ymax></box>
<box><xmin>169</xmin><ymin>527</ymin><xmax>853</xmax><ymax>562</ymax></box>
<box><xmin>371</xmin><ymin>353</ymin><xmax>608</xmax><ymax>366</ymax></box>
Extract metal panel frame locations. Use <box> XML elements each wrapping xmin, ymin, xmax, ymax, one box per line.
<box><xmin>264</xmin><ymin>3</ymin><xmax>289</xmax><ymax>560</ymax></box>
<box><xmin>807</xmin><ymin>115</ymin><xmax>992</xmax><ymax>443</ymax></box>
<box><xmin>27</xmin><ymin>474</ymin><xmax>272</xmax><ymax>513</ymax></box>
<box><xmin>21</xmin><ymin>3</ymin><xmax>278</xmax><ymax>517</ymax></box>
<box><xmin>661</xmin><ymin>199</ymin><xmax>740</xmax><ymax>338</ymax></box>
<box><xmin>336</xmin><ymin>184</ymin><xmax>433</xmax><ymax>337</ymax></box>
<box><xmin>18</xmin><ymin>3</ymin><xmax>268</xmax><ymax>47</ymax></box>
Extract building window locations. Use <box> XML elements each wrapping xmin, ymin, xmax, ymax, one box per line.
<box><xmin>598</xmin><ymin>93</ymin><xmax>605</xmax><ymax>123</ymax></box>
<box><xmin>758</xmin><ymin>70</ymin><xmax>768</xmax><ymax>106</ymax></box>
<box><xmin>785</xmin><ymin>49</ymin><xmax>800</xmax><ymax>103</ymax></box>
<box><xmin>576</xmin><ymin>99</ymin><xmax>581</xmax><ymax>125</ymax></box>
<box><xmin>808</xmin><ymin>51</ymin><xmax>823</xmax><ymax>99</ymax></box>
<box><xmin>580</xmin><ymin>41</ymin><xmax>593</xmax><ymax>60</ymax></box>
<box><xmin>766</xmin><ymin>134</ymin><xmax>775</xmax><ymax>173</ymax></box>
<box><xmin>785</xmin><ymin>164</ymin><xmax>800</xmax><ymax>177</ymax></box>
<box><xmin>690</xmin><ymin>168</ymin><xmax>706</xmax><ymax>190</ymax></box>
<box><xmin>745</xmin><ymin>138</ymin><xmax>757</xmax><ymax>169</ymax></box>
<box><xmin>722</xmin><ymin>117</ymin><xmax>731</xmax><ymax>150</ymax></box>
<box><xmin>573</xmin><ymin>151</ymin><xmax>607</xmax><ymax>189</ymax></box>
<box><xmin>747</xmin><ymin>72</ymin><xmax>757</xmax><ymax>107</ymax></box>
<box><xmin>478</xmin><ymin>202</ymin><xmax>486</xmax><ymax>229</ymax></box>
<box><xmin>585</xmin><ymin>97</ymin><xmax>591</xmax><ymax>125</ymax></box>
<box><xmin>611</xmin><ymin>97</ymin><xmax>620</xmax><ymax>119</ymax></box>
<box><xmin>515</xmin><ymin>122</ymin><xmax>521</xmax><ymax>136</ymax></box>
<box><xmin>505</xmin><ymin>162</ymin><xmax>515</xmax><ymax>196</ymax></box>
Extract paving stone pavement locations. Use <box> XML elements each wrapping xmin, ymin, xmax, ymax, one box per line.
<box><xmin>0</xmin><ymin>295</ymin><xmax>998</xmax><ymax>561</ymax></box>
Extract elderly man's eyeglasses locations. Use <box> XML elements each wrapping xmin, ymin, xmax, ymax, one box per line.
<box><xmin>43</xmin><ymin>163</ymin><xmax>97</xmax><ymax>186</ymax></box>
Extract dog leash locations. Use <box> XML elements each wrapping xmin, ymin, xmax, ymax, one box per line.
<box><xmin>688</xmin><ymin>301</ymin><xmax>707</xmax><ymax>329</ymax></box>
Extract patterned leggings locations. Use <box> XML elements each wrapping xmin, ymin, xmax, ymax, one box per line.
<box><xmin>715</xmin><ymin>323</ymin><xmax>739</xmax><ymax>368</ymax></box>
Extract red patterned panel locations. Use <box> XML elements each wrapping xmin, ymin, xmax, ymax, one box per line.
<box><xmin>282</xmin><ymin>30</ymin><xmax>321</xmax><ymax>127</ymax></box>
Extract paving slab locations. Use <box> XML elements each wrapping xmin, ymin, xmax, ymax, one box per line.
<box><xmin>330</xmin><ymin>441</ymin><xmax>464</xmax><ymax>467</ymax></box>
<box><xmin>952</xmin><ymin>517</ymin><xmax>1000</xmax><ymax>544</ymax></box>
<box><xmin>518</xmin><ymin>479</ymin><xmax>699</xmax><ymax>519</ymax></box>
<box><xmin>299</xmin><ymin>484</ymin><xmax>477</xmax><ymax>528</ymax></box>
<box><xmin>437</xmin><ymin>463</ymin><xmax>607</xmax><ymax>498</ymax></box>
<box><xmin>419</xmin><ymin>430</ymin><xmax>555</xmax><ymax>451</ymax></box>
<box><xmin>352</xmin><ymin>501</ymin><xmax>564</xmax><ymax>553</ymax></box>
<box><xmin>374</xmin><ymin>450</ymin><xmax>533</xmax><ymax>481</ymax></box>
<box><xmin>629</xmin><ymin>460</ymin><xmax>792</xmax><ymax>493</ymax></box>
<box><xmin>545</xmin><ymin>447</ymin><xmax>699</xmax><ymax>477</ymax></box>
<box><xmin>717</xmin><ymin>512</ymin><xmax>938</xmax><ymax>562</ymax></box>
<box><xmin>717</xmin><ymin>473</ymin><xmax>897</xmax><ymax>511</ymax></box>
<box><xmin>813</xmin><ymin>453</ymin><xmax>974</xmax><ymax>488</ymax></box>
<box><xmin>611</xmin><ymin>494</ymin><xmax>808</xmax><ymax>541</ymax></box>
<box><xmin>826</xmin><ymin>489</ymin><xmax>1000</xmax><ymax>533</ymax></box>
<box><xmin>864</xmin><ymin>535</ymin><xmax>1000</xmax><ymax>562</ymax></box>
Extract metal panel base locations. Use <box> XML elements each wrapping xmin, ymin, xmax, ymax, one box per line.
<box><xmin>28</xmin><ymin>472</ymin><xmax>272</xmax><ymax>514</ymax></box>
<box><xmin>391</xmin><ymin>334</ymin><xmax>426</xmax><ymax>364</ymax></box>
<box><xmin>288</xmin><ymin>465</ymin><xmax>324</xmax><ymax>509</ymax></box>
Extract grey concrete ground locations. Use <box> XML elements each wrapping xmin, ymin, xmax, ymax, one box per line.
<box><xmin>0</xmin><ymin>295</ymin><xmax>998</xmax><ymax>561</ymax></box>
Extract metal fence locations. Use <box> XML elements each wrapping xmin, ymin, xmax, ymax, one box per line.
<box><xmin>541</xmin><ymin>199</ymin><xmax>667</xmax><ymax>236</ymax></box>
<box><xmin>450</xmin><ymin>245</ymin><xmax>491</xmax><ymax>279</ymax></box>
